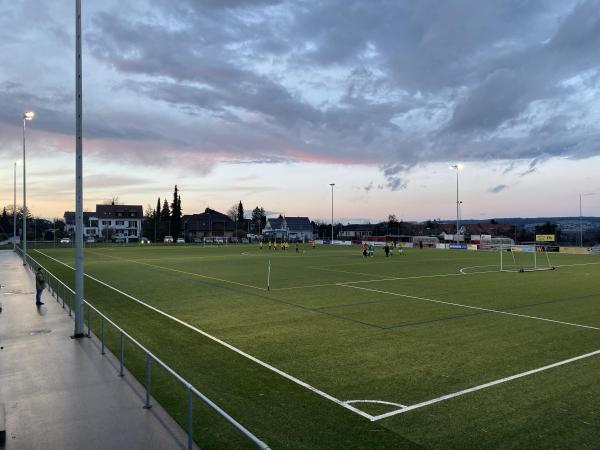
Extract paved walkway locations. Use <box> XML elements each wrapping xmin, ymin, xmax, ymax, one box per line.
<box><xmin>0</xmin><ymin>250</ymin><xmax>190</xmax><ymax>450</ymax></box>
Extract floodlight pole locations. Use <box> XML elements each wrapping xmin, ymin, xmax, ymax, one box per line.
<box><xmin>329</xmin><ymin>183</ymin><xmax>335</xmax><ymax>241</ymax></box>
<box><xmin>21</xmin><ymin>113</ymin><xmax>35</xmax><ymax>264</ymax></box>
<box><xmin>22</xmin><ymin>118</ymin><xmax>27</xmax><ymax>264</ymax></box>
<box><xmin>455</xmin><ymin>170</ymin><xmax>459</xmax><ymax>240</ymax></box>
<box><xmin>73</xmin><ymin>0</ymin><xmax>85</xmax><ymax>338</ymax></box>
<box><xmin>13</xmin><ymin>161</ymin><xmax>17</xmax><ymax>251</ymax></box>
<box><xmin>579</xmin><ymin>193</ymin><xmax>595</xmax><ymax>247</ymax></box>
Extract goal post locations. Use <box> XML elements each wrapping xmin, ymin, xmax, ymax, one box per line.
<box><xmin>500</xmin><ymin>243</ymin><xmax>556</xmax><ymax>272</ymax></box>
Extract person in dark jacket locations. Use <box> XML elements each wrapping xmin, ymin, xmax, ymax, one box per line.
<box><xmin>35</xmin><ymin>268</ymin><xmax>45</xmax><ymax>306</ymax></box>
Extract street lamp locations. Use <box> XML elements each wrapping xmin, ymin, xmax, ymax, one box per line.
<box><xmin>580</xmin><ymin>193</ymin><xmax>595</xmax><ymax>247</ymax></box>
<box><xmin>22</xmin><ymin>111</ymin><xmax>35</xmax><ymax>265</ymax></box>
<box><xmin>13</xmin><ymin>160</ymin><xmax>20</xmax><ymax>251</ymax></box>
<box><xmin>449</xmin><ymin>164</ymin><xmax>464</xmax><ymax>242</ymax></box>
<box><xmin>329</xmin><ymin>183</ymin><xmax>335</xmax><ymax>241</ymax></box>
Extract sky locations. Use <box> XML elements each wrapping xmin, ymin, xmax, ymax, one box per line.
<box><xmin>1</xmin><ymin>0</ymin><xmax>599</xmax><ymax>222</ymax></box>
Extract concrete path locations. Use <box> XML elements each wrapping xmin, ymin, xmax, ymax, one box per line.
<box><xmin>0</xmin><ymin>250</ymin><xmax>191</xmax><ymax>450</ymax></box>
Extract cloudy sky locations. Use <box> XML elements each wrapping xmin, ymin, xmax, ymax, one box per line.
<box><xmin>1</xmin><ymin>0</ymin><xmax>599</xmax><ymax>222</ymax></box>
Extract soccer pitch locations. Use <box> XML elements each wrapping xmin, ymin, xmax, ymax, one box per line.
<box><xmin>31</xmin><ymin>244</ymin><xmax>600</xmax><ymax>449</ymax></box>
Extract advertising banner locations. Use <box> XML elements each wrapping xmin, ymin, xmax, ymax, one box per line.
<box><xmin>449</xmin><ymin>243</ymin><xmax>468</xmax><ymax>250</ymax></box>
<box><xmin>536</xmin><ymin>234</ymin><xmax>555</xmax><ymax>242</ymax></box>
<box><xmin>436</xmin><ymin>243</ymin><xmax>448</xmax><ymax>249</ymax></box>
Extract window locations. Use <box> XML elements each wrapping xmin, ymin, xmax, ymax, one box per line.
<box><xmin>130</xmin><ymin>212</ymin><xmax>136</xmax><ymax>217</ymax></box>
<box><xmin>116</xmin><ymin>221</ymin><xmax>125</xmax><ymax>226</ymax></box>
<box><xmin>128</xmin><ymin>221</ymin><xmax>137</xmax><ymax>228</ymax></box>
<box><xmin>102</xmin><ymin>220</ymin><xmax>110</xmax><ymax>226</ymax></box>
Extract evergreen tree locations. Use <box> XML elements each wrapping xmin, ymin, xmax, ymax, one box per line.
<box><xmin>156</xmin><ymin>198</ymin><xmax>161</xmax><ymax>220</ymax></box>
<box><xmin>237</xmin><ymin>201</ymin><xmax>244</xmax><ymax>222</ymax></box>
<box><xmin>170</xmin><ymin>185</ymin><xmax>182</xmax><ymax>238</ymax></box>
<box><xmin>161</xmin><ymin>199</ymin><xmax>170</xmax><ymax>218</ymax></box>
<box><xmin>161</xmin><ymin>198</ymin><xmax>171</xmax><ymax>237</ymax></box>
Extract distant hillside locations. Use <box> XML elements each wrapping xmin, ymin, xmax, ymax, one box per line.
<box><xmin>439</xmin><ymin>217</ymin><xmax>600</xmax><ymax>226</ymax></box>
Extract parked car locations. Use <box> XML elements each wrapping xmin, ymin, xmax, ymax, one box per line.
<box><xmin>193</xmin><ymin>237</ymin><xmax>203</xmax><ymax>243</ymax></box>
<box><xmin>60</xmin><ymin>238</ymin><xmax>71</xmax><ymax>244</ymax></box>
<box><xmin>176</xmin><ymin>238</ymin><xmax>185</xmax><ymax>244</ymax></box>
<box><xmin>163</xmin><ymin>236</ymin><xmax>174</xmax><ymax>243</ymax></box>
<box><xmin>140</xmin><ymin>237</ymin><xmax>151</xmax><ymax>245</ymax></box>
<box><xmin>86</xmin><ymin>237</ymin><xmax>95</xmax><ymax>244</ymax></box>
<box><xmin>114</xmin><ymin>238</ymin><xmax>125</xmax><ymax>244</ymax></box>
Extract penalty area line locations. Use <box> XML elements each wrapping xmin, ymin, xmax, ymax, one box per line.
<box><xmin>32</xmin><ymin>249</ymin><xmax>374</xmax><ymax>421</ymax></box>
<box><xmin>339</xmin><ymin>284</ymin><xmax>600</xmax><ymax>332</ymax></box>
<box><xmin>371</xmin><ymin>347</ymin><xmax>600</xmax><ymax>421</ymax></box>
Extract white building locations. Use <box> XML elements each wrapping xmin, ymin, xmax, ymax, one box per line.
<box><xmin>64</xmin><ymin>204</ymin><xmax>143</xmax><ymax>243</ymax></box>
<box><xmin>263</xmin><ymin>216</ymin><xmax>313</xmax><ymax>241</ymax></box>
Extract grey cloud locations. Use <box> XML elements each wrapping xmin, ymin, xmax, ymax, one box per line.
<box><xmin>488</xmin><ymin>184</ymin><xmax>508</xmax><ymax>193</ymax></box>
<box><xmin>387</xmin><ymin>177</ymin><xmax>408</xmax><ymax>191</ymax></box>
<box><xmin>2</xmin><ymin>0</ymin><xmax>600</xmax><ymax>187</ymax></box>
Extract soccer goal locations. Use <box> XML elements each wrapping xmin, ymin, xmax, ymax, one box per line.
<box><xmin>499</xmin><ymin>244</ymin><xmax>556</xmax><ymax>272</ymax></box>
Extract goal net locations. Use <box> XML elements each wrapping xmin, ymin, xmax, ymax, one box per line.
<box><xmin>500</xmin><ymin>244</ymin><xmax>556</xmax><ymax>272</ymax></box>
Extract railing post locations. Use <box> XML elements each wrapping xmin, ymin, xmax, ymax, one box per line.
<box><xmin>61</xmin><ymin>284</ymin><xmax>65</xmax><ymax>308</ymax></box>
<box><xmin>144</xmin><ymin>353</ymin><xmax>152</xmax><ymax>409</ymax></box>
<box><xmin>101</xmin><ymin>317</ymin><xmax>106</xmax><ymax>355</ymax></box>
<box><xmin>188</xmin><ymin>386</ymin><xmax>193</xmax><ymax>450</ymax></box>
<box><xmin>68</xmin><ymin>291</ymin><xmax>72</xmax><ymax>317</ymax></box>
<box><xmin>87</xmin><ymin>304</ymin><xmax>91</xmax><ymax>337</ymax></box>
<box><xmin>119</xmin><ymin>332</ymin><xmax>124</xmax><ymax>377</ymax></box>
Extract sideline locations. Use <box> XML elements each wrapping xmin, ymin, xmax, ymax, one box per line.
<box><xmin>33</xmin><ymin>249</ymin><xmax>374</xmax><ymax>421</ymax></box>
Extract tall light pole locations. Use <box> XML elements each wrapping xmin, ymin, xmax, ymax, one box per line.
<box><xmin>13</xmin><ymin>160</ymin><xmax>19</xmax><ymax>251</ymax></box>
<box><xmin>73</xmin><ymin>0</ymin><xmax>85</xmax><ymax>338</ymax></box>
<box><xmin>22</xmin><ymin>111</ymin><xmax>35</xmax><ymax>265</ymax></box>
<box><xmin>329</xmin><ymin>183</ymin><xmax>335</xmax><ymax>241</ymax></box>
<box><xmin>580</xmin><ymin>193</ymin><xmax>595</xmax><ymax>247</ymax></box>
<box><xmin>449</xmin><ymin>164</ymin><xmax>464</xmax><ymax>241</ymax></box>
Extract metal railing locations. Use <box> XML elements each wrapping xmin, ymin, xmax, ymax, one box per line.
<box><xmin>19</xmin><ymin>248</ymin><xmax>270</xmax><ymax>450</ymax></box>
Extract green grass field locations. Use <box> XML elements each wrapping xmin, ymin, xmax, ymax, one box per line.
<box><xmin>27</xmin><ymin>244</ymin><xmax>600</xmax><ymax>449</ymax></box>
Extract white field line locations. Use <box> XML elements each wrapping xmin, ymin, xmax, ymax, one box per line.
<box><xmin>271</xmin><ymin>267</ymin><xmax>521</xmax><ymax>292</ymax></box>
<box><xmin>555</xmin><ymin>261</ymin><xmax>600</xmax><ymax>268</ymax></box>
<box><xmin>89</xmin><ymin>250</ymin><xmax>267</xmax><ymax>291</ymax></box>
<box><xmin>33</xmin><ymin>250</ymin><xmax>374</xmax><ymax>421</ymax></box>
<box><xmin>371</xmin><ymin>348</ymin><xmax>600</xmax><ymax>421</ymax></box>
<box><xmin>339</xmin><ymin>284</ymin><xmax>600</xmax><ymax>331</ymax></box>
<box><xmin>345</xmin><ymin>400</ymin><xmax>407</xmax><ymax>408</ymax></box>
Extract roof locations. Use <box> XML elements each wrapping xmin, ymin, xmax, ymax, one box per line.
<box><xmin>95</xmin><ymin>205</ymin><xmax>143</xmax><ymax>219</ymax></box>
<box><xmin>285</xmin><ymin>217</ymin><xmax>312</xmax><ymax>231</ymax></box>
<box><xmin>340</xmin><ymin>224</ymin><xmax>377</xmax><ymax>231</ymax></box>
<box><xmin>265</xmin><ymin>216</ymin><xmax>312</xmax><ymax>232</ymax></box>
<box><xmin>183</xmin><ymin>208</ymin><xmax>234</xmax><ymax>231</ymax></box>
<box><xmin>63</xmin><ymin>211</ymin><xmax>96</xmax><ymax>227</ymax></box>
